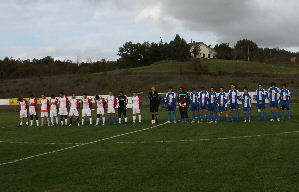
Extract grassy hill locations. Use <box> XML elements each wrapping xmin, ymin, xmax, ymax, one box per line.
<box><xmin>0</xmin><ymin>59</ymin><xmax>298</xmax><ymax>102</ymax></box>
<box><xmin>108</xmin><ymin>59</ymin><xmax>299</xmax><ymax>74</ymax></box>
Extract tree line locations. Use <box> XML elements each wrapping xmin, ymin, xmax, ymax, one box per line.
<box><xmin>0</xmin><ymin>34</ymin><xmax>298</xmax><ymax>80</ymax></box>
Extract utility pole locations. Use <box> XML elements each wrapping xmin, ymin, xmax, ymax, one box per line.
<box><xmin>248</xmin><ymin>46</ymin><xmax>250</xmax><ymax>62</ymax></box>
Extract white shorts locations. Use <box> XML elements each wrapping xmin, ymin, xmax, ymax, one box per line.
<box><xmin>41</xmin><ymin>112</ymin><xmax>49</xmax><ymax>117</ymax></box>
<box><xmin>107</xmin><ymin>107</ymin><xmax>115</xmax><ymax>114</ymax></box>
<box><xmin>69</xmin><ymin>108</ymin><xmax>79</xmax><ymax>117</ymax></box>
<box><xmin>97</xmin><ymin>108</ymin><xmax>105</xmax><ymax>115</ymax></box>
<box><xmin>59</xmin><ymin>108</ymin><xmax>68</xmax><ymax>116</ymax></box>
<box><xmin>82</xmin><ymin>108</ymin><xmax>92</xmax><ymax>117</ymax></box>
<box><xmin>20</xmin><ymin>110</ymin><xmax>28</xmax><ymax>118</ymax></box>
<box><xmin>29</xmin><ymin>107</ymin><xmax>37</xmax><ymax>116</ymax></box>
<box><xmin>50</xmin><ymin>109</ymin><xmax>58</xmax><ymax>117</ymax></box>
<box><xmin>133</xmin><ymin>107</ymin><xmax>140</xmax><ymax>115</ymax></box>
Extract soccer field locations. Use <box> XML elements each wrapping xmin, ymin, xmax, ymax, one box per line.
<box><xmin>0</xmin><ymin>106</ymin><xmax>299</xmax><ymax>192</ymax></box>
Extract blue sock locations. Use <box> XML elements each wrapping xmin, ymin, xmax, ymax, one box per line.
<box><xmin>197</xmin><ymin>114</ymin><xmax>200</xmax><ymax>121</ymax></box>
<box><xmin>226</xmin><ymin>116</ymin><xmax>230</xmax><ymax>121</ymax></box>
<box><xmin>210</xmin><ymin>114</ymin><xmax>213</xmax><ymax>121</ymax></box>
<box><xmin>276</xmin><ymin>112</ymin><xmax>279</xmax><ymax>119</ymax></box>
<box><xmin>248</xmin><ymin>113</ymin><xmax>251</xmax><ymax>120</ymax></box>
<box><xmin>218</xmin><ymin>115</ymin><xmax>221</xmax><ymax>122</ymax></box>
<box><xmin>271</xmin><ymin>112</ymin><xmax>274</xmax><ymax>119</ymax></box>
<box><xmin>113</xmin><ymin>117</ymin><xmax>116</xmax><ymax>124</ymax></box>
<box><xmin>258</xmin><ymin>112</ymin><xmax>261</xmax><ymax>120</ymax></box>
<box><xmin>109</xmin><ymin>117</ymin><xmax>111</xmax><ymax>125</ymax></box>
<box><xmin>244</xmin><ymin>113</ymin><xmax>247</xmax><ymax>120</ymax></box>
<box><xmin>288</xmin><ymin>111</ymin><xmax>291</xmax><ymax>120</ymax></box>
<box><xmin>201</xmin><ymin>114</ymin><xmax>204</xmax><ymax>122</ymax></box>
<box><xmin>206</xmin><ymin>114</ymin><xmax>209</xmax><ymax>122</ymax></box>
<box><xmin>236</xmin><ymin>113</ymin><xmax>239</xmax><ymax>121</ymax></box>
<box><xmin>263</xmin><ymin>112</ymin><xmax>267</xmax><ymax>120</ymax></box>
<box><xmin>173</xmin><ymin>112</ymin><xmax>177</xmax><ymax>121</ymax></box>
<box><xmin>230</xmin><ymin>114</ymin><xmax>233</xmax><ymax>121</ymax></box>
<box><xmin>282</xmin><ymin>112</ymin><xmax>285</xmax><ymax>120</ymax></box>
<box><xmin>215</xmin><ymin>114</ymin><xmax>218</xmax><ymax>122</ymax></box>
<box><xmin>168</xmin><ymin>112</ymin><xmax>171</xmax><ymax>121</ymax></box>
<box><xmin>192</xmin><ymin>114</ymin><xmax>195</xmax><ymax>121</ymax></box>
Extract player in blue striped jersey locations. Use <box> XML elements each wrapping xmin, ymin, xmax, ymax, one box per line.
<box><xmin>280</xmin><ymin>84</ymin><xmax>291</xmax><ymax>120</ymax></box>
<box><xmin>217</xmin><ymin>87</ymin><xmax>229</xmax><ymax>122</ymax></box>
<box><xmin>207</xmin><ymin>87</ymin><xmax>218</xmax><ymax>123</ymax></box>
<box><xmin>190</xmin><ymin>88</ymin><xmax>199</xmax><ymax>123</ymax></box>
<box><xmin>254</xmin><ymin>83</ymin><xmax>268</xmax><ymax>120</ymax></box>
<box><xmin>268</xmin><ymin>82</ymin><xmax>280</xmax><ymax>122</ymax></box>
<box><xmin>241</xmin><ymin>87</ymin><xmax>252</xmax><ymax>123</ymax></box>
<box><xmin>228</xmin><ymin>84</ymin><xmax>240</xmax><ymax>121</ymax></box>
<box><xmin>165</xmin><ymin>87</ymin><xmax>177</xmax><ymax>123</ymax></box>
<box><xmin>198</xmin><ymin>87</ymin><xmax>209</xmax><ymax>123</ymax></box>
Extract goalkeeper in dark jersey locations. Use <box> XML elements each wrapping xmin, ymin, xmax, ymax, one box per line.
<box><xmin>118</xmin><ymin>91</ymin><xmax>128</xmax><ymax>124</ymax></box>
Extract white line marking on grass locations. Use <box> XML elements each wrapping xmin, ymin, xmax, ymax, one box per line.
<box><xmin>0</xmin><ymin>122</ymin><xmax>168</xmax><ymax>166</ymax></box>
<box><xmin>0</xmin><ymin>140</ymin><xmax>87</xmax><ymax>145</ymax></box>
<box><xmin>116</xmin><ymin>130</ymin><xmax>299</xmax><ymax>144</ymax></box>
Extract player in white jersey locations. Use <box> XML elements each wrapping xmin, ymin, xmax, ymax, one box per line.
<box><xmin>40</xmin><ymin>94</ymin><xmax>50</xmax><ymax>126</ymax></box>
<box><xmin>49</xmin><ymin>94</ymin><xmax>59</xmax><ymax>126</ymax></box>
<box><xmin>28</xmin><ymin>94</ymin><xmax>39</xmax><ymax>126</ymax></box>
<box><xmin>81</xmin><ymin>93</ymin><xmax>93</xmax><ymax>126</ymax></box>
<box><xmin>95</xmin><ymin>95</ymin><xmax>106</xmax><ymax>126</ymax></box>
<box><xmin>69</xmin><ymin>93</ymin><xmax>80</xmax><ymax>126</ymax></box>
<box><xmin>18</xmin><ymin>97</ymin><xmax>29</xmax><ymax>126</ymax></box>
<box><xmin>58</xmin><ymin>92</ymin><xmax>69</xmax><ymax>126</ymax></box>
<box><xmin>132</xmin><ymin>92</ymin><xmax>142</xmax><ymax>123</ymax></box>
<box><xmin>107</xmin><ymin>91</ymin><xmax>117</xmax><ymax>125</ymax></box>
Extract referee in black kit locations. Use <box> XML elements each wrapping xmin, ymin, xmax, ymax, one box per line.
<box><xmin>118</xmin><ymin>91</ymin><xmax>128</xmax><ymax>124</ymax></box>
<box><xmin>148</xmin><ymin>86</ymin><xmax>160</xmax><ymax>124</ymax></box>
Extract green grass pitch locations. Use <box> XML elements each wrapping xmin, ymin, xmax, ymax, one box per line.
<box><xmin>0</xmin><ymin>105</ymin><xmax>298</xmax><ymax>192</ymax></box>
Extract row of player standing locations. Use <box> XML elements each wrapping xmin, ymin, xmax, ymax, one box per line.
<box><xmin>18</xmin><ymin>91</ymin><xmax>142</xmax><ymax>127</ymax></box>
<box><xmin>163</xmin><ymin>83</ymin><xmax>291</xmax><ymax>124</ymax></box>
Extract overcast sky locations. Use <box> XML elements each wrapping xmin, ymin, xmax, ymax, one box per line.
<box><xmin>0</xmin><ymin>0</ymin><xmax>298</xmax><ymax>61</ymax></box>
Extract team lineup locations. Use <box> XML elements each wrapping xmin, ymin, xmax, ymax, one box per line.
<box><xmin>17</xmin><ymin>82</ymin><xmax>291</xmax><ymax>127</ymax></box>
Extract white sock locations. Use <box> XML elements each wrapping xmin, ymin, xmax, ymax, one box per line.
<box><xmin>125</xmin><ymin>117</ymin><xmax>128</xmax><ymax>123</ymax></box>
<box><xmin>133</xmin><ymin>116</ymin><xmax>136</xmax><ymax>122</ymax></box>
<box><xmin>89</xmin><ymin>118</ymin><xmax>92</xmax><ymax>125</ymax></box>
<box><xmin>36</xmin><ymin>120</ymin><xmax>39</xmax><ymax>126</ymax></box>
<box><xmin>47</xmin><ymin>118</ymin><xmax>50</xmax><ymax>126</ymax></box>
<box><xmin>61</xmin><ymin>121</ymin><xmax>64</xmax><ymax>126</ymax></box>
<box><xmin>102</xmin><ymin>117</ymin><xmax>105</xmax><ymax>125</ymax></box>
<box><xmin>82</xmin><ymin>119</ymin><xmax>84</xmax><ymax>125</ymax></box>
<box><xmin>31</xmin><ymin>120</ymin><xmax>33</xmax><ymax>126</ymax></box>
<box><xmin>26</xmin><ymin>121</ymin><xmax>29</xmax><ymax>125</ymax></box>
<box><xmin>96</xmin><ymin>118</ymin><xmax>100</xmax><ymax>125</ymax></box>
<box><xmin>65</xmin><ymin>119</ymin><xmax>68</xmax><ymax>126</ymax></box>
<box><xmin>138</xmin><ymin>115</ymin><xmax>142</xmax><ymax>122</ymax></box>
<box><xmin>56</xmin><ymin>117</ymin><xmax>59</xmax><ymax>124</ymax></box>
<box><xmin>51</xmin><ymin>117</ymin><xmax>54</xmax><ymax>125</ymax></box>
<box><xmin>41</xmin><ymin>118</ymin><xmax>44</xmax><ymax>126</ymax></box>
<box><xmin>119</xmin><ymin>118</ymin><xmax>121</xmax><ymax>124</ymax></box>
<box><xmin>20</xmin><ymin>122</ymin><xmax>23</xmax><ymax>126</ymax></box>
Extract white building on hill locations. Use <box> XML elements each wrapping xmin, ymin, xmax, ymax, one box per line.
<box><xmin>190</xmin><ymin>41</ymin><xmax>216</xmax><ymax>59</ymax></box>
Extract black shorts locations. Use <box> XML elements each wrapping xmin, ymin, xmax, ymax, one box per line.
<box><xmin>118</xmin><ymin>107</ymin><xmax>127</xmax><ymax>117</ymax></box>
<box><xmin>150</xmin><ymin>103</ymin><xmax>159</xmax><ymax>113</ymax></box>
